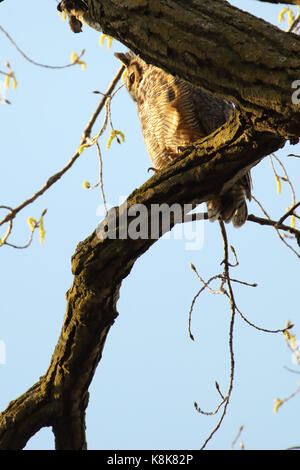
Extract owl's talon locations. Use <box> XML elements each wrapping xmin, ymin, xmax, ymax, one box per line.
<box><xmin>148</xmin><ymin>167</ymin><xmax>158</xmax><ymax>173</ymax></box>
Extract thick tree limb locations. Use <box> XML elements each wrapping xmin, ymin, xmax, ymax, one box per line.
<box><xmin>71</xmin><ymin>0</ymin><xmax>300</xmax><ymax>140</ymax></box>
<box><xmin>0</xmin><ymin>381</ymin><xmax>58</xmax><ymax>449</ymax></box>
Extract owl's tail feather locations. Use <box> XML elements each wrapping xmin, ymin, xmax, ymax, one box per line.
<box><xmin>232</xmin><ymin>201</ymin><xmax>248</xmax><ymax>228</ymax></box>
<box><xmin>206</xmin><ymin>184</ymin><xmax>249</xmax><ymax>228</ymax></box>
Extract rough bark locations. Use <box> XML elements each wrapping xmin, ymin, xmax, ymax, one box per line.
<box><xmin>82</xmin><ymin>0</ymin><xmax>300</xmax><ymax>139</ymax></box>
<box><xmin>0</xmin><ymin>0</ymin><xmax>299</xmax><ymax>449</ymax></box>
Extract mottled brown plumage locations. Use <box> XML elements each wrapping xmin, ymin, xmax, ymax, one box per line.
<box><xmin>115</xmin><ymin>52</ymin><xmax>251</xmax><ymax>227</ymax></box>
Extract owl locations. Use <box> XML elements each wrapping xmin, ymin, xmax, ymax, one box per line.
<box><xmin>115</xmin><ymin>52</ymin><xmax>251</xmax><ymax>227</ymax></box>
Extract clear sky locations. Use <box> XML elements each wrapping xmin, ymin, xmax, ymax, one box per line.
<box><xmin>0</xmin><ymin>0</ymin><xmax>299</xmax><ymax>450</ymax></box>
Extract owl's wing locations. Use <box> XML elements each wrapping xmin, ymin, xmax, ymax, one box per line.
<box><xmin>240</xmin><ymin>171</ymin><xmax>252</xmax><ymax>200</ymax></box>
<box><xmin>191</xmin><ymin>86</ymin><xmax>252</xmax><ymax>200</ymax></box>
<box><xmin>136</xmin><ymin>79</ymin><xmax>175</xmax><ymax>168</ymax></box>
<box><xmin>136</xmin><ymin>69</ymin><xmax>190</xmax><ymax>169</ymax></box>
<box><xmin>191</xmin><ymin>86</ymin><xmax>234</xmax><ymax>134</ymax></box>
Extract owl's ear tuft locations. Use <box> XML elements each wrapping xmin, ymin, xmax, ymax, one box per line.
<box><xmin>114</xmin><ymin>52</ymin><xmax>132</xmax><ymax>67</ymax></box>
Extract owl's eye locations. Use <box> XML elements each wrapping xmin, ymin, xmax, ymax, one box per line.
<box><xmin>129</xmin><ymin>72</ymin><xmax>135</xmax><ymax>84</ymax></box>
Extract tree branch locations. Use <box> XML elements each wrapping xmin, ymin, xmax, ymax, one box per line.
<box><xmin>0</xmin><ymin>381</ymin><xmax>58</xmax><ymax>450</ymax></box>
<box><xmin>247</xmin><ymin>214</ymin><xmax>300</xmax><ymax>247</ymax></box>
<box><xmin>66</xmin><ymin>0</ymin><xmax>300</xmax><ymax>140</ymax></box>
<box><xmin>277</xmin><ymin>201</ymin><xmax>300</xmax><ymax>225</ymax></box>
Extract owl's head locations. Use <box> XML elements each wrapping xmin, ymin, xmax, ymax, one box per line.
<box><xmin>114</xmin><ymin>52</ymin><xmax>147</xmax><ymax>102</ymax></box>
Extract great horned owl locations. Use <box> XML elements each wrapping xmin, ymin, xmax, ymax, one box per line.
<box><xmin>115</xmin><ymin>52</ymin><xmax>251</xmax><ymax>227</ymax></box>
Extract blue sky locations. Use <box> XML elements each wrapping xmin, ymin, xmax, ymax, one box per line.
<box><xmin>0</xmin><ymin>0</ymin><xmax>300</xmax><ymax>450</ymax></box>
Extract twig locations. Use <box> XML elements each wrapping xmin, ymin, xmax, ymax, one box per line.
<box><xmin>288</xmin><ymin>153</ymin><xmax>300</xmax><ymax>158</ymax></box>
<box><xmin>0</xmin><ymin>24</ymin><xmax>85</xmax><ymax>69</ymax></box>
<box><xmin>0</xmin><ymin>66</ymin><xmax>124</xmax><ymax>229</ymax></box>
<box><xmin>234</xmin><ymin>304</ymin><xmax>291</xmax><ymax>334</ymax></box>
<box><xmin>247</xmin><ymin>214</ymin><xmax>300</xmax><ymax>239</ymax></box>
<box><xmin>276</xmin><ymin>383</ymin><xmax>300</xmax><ymax>410</ymax></box>
<box><xmin>194</xmin><ymin>396</ymin><xmax>227</xmax><ymax>417</ymax></box>
<box><xmin>95</xmin><ymin>141</ymin><xmax>108</xmax><ymax>214</ymax></box>
<box><xmin>277</xmin><ymin>201</ymin><xmax>300</xmax><ymax>226</ymax></box>
<box><xmin>200</xmin><ymin>221</ymin><xmax>236</xmax><ymax>450</ymax></box>
<box><xmin>230</xmin><ymin>425</ymin><xmax>244</xmax><ymax>450</ymax></box>
<box><xmin>283</xmin><ymin>366</ymin><xmax>300</xmax><ymax>374</ymax></box>
<box><xmin>218</xmin><ymin>276</ymin><xmax>257</xmax><ymax>288</ymax></box>
<box><xmin>191</xmin><ymin>264</ymin><xmax>225</xmax><ymax>295</ymax></box>
<box><xmin>82</xmin><ymin>66</ymin><xmax>124</xmax><ymax>141</ymax></box>
<box><xmin>271</xmin><ymin>154</ymin><xmax>296</xmax><ymax>205</ymax></box>
<box><xmin>5</xmin><ymin>230</ymin><xmax>35</xmax><ymax>249</ymax></box>
<box><xmin>0</xmin><ymin>206</ymin><xmax>13</xmax><ymax>244</ymax></box>
<box><xmin>215</xmin><ymin>381</ymin><xmax>225</xmax><ymax>400</ymax></box>
<box><xmin>287</xmin><ymin>10</ymin><xmax>300</xmax><ymax>32</ymax></box>
<box><xmin>251</xmin><ymin>196</ymin><xmax>300</xmax><ymax>257</ymax></box>
<box><xmin>192</xmin><ymin>217</ymin><xmax>291</xmax><ymax>449</ymax></box>
<box><xmin>1</xmin><ymin>208</ymin><xmax>47</xmax><ymax>249</ymax></box>
<box><xmin>188</xmin><ymin>273</ymin><xmax>220</xmax><ymax>340</ymax></box>
<box><xmin>229</xmin><ymin>245</ymin><xmax>239</xmax><ymax>267</ymax></box>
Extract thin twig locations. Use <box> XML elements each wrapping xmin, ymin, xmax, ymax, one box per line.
<box><xmin>283</xmin><ymin>366</ymin><xmax>300</xmax><ymax>375</ymax></box>
<box><xmin>247</xmin><ymin>214</ymin><xmax>300</xmax><ymax>239</ymax></box>
<box><xmin>230</xmin><ymin>425</ymin><xmax>244</xmax><ymax>450</ymax></box>
<box><xmin>287</xmin><ymin>10</ymin><xmax>300</xmax><ymax>33</ymax></box>
<box><xmin>277</xmin><ymin>201</ymin><xmax>300</xmax><ymax>226</ymax></box>
<box><xmin>0</xmin><ymin>66</ymin><xmax>124</xmax><ymax>229</ymax></box>
<box><xmin>200</xmin><ymin>221</ymin><xmax>236</xmax><ymax>450</ymax></box>
<box><xmin>271</xmin><ymin>154</ymin><xmax>296</xmax><ymax>205</ymax></box>
<box><xmin>95</xmin><ymin>141</ymin><xmax>108</xmax><ymax>214</ymax></box>
<box><xmin>251</xmin><ymin>196</ymin><xmax>300</xmax><ymax>257</ymax></box>
<box><xmin>217</xmin><ymin>275</ymin><xmax>257</xmax><ymax>288</ymax></box>
<box><xmin>235</xmin><ymin>304</ymin><xmax>291</xmax><ymax>334</ymax></box>
<box><xmin>82</xmin><ymin>66</ymin><xmax>124</xmax><ymax>141</ymax></box>
<box><xmin>188</xmin><ymin>273</ymin><xmax>220</xmax><ymax>340</ymax></box>
<box><xmin>0</xmin><ymin>206</ymin><xmax>13</xmax><ymax>244</ymax></box>
<box><xmin>276</xmin><ymin>383</ymin><xmax>300</xmax><ymax>409</ymax></box>
<box><xmin>1</xmin><ymin>208</ymin><xmax>47</xmax><ymax>248</ymax></box>
<box><xmin>189</xmin><ymin>214</ymin><xmax>292</xmax><ymax>449</ymax></box>
<box><xmin>215</xmin><ymin>381</ymin><xmax>225</xmax><ymax>400</ymax></box>
<box><xmin>194</xmin><ymin>396</ymin><xmax>227</xmax><ymax>417</ymax></box>
<box><xmin>0</xmin><ymin>24</ymin><xmax>85</xmax><ymax>69</ymax></box>
<box><xmin>5</xmin><ymin>230</ymin><xmax>35</xmax><ymax>249</ymax></box>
